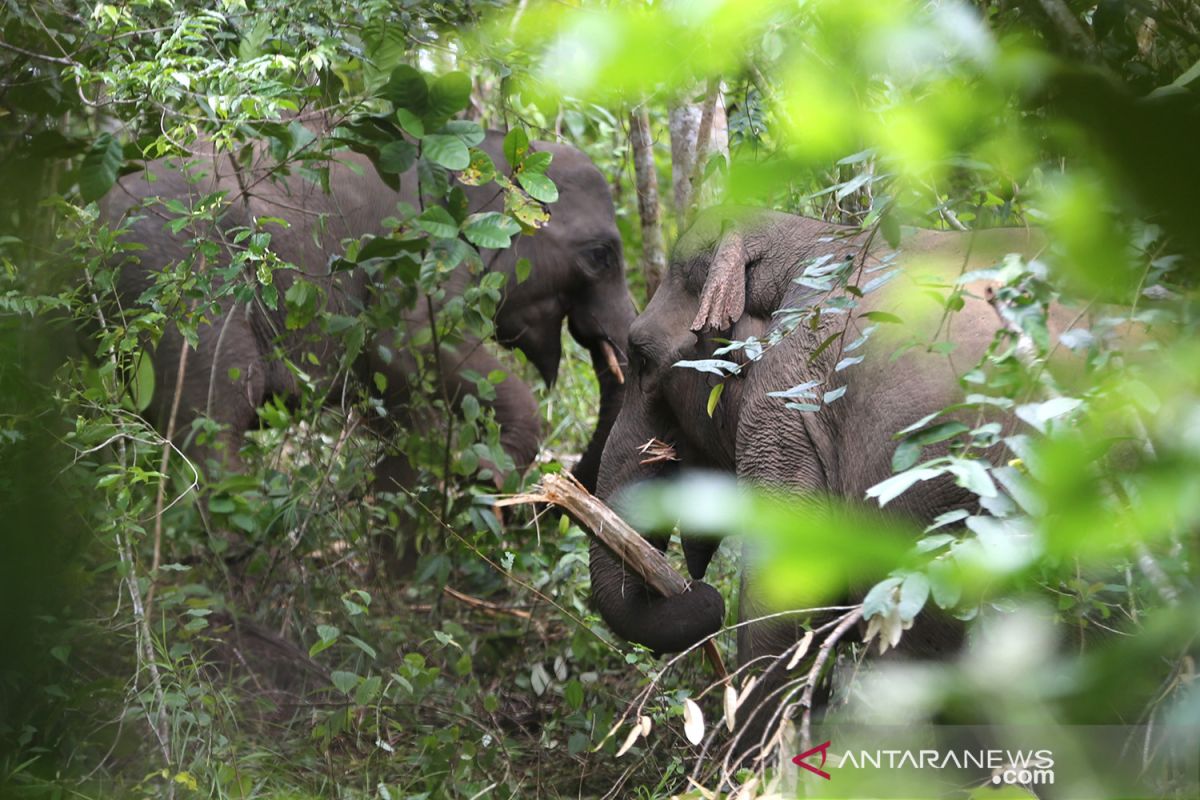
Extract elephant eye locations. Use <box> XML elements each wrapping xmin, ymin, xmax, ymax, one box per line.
<box><xmin>583</xmin><ymin>242</ymin><xmax>617</xmax><ymax>274</ymax></box>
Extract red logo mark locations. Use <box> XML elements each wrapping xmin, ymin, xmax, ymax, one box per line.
<box><xmin>793</xmin><ymin>740</ymin><xmax>833</xmax><ymax>780</ymax></box>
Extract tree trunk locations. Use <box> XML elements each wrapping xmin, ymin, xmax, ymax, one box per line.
<box><xmin>669</xmin><ymin>104</ymin><xmax>702</xmax><ymax>217</ymax></box>
<box><xmin>668</xmin><ymin>80</ymin><xmax>729</xmax><ymax>227</ymax></box>
<box><xmin>629</xmin><ymin>105</ymin><xmax>668</xmax><ymax>298</ymax></box>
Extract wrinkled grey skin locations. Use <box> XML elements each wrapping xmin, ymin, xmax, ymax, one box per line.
<box><xmin>103</xmin><ymin>130</ymin><xmax>635</xmax><ymax>495</ymax></box>
<box><xmin>593</xmin><ymin>208</ymin><xmax>1046</xmax><ymax>752</ymax></box>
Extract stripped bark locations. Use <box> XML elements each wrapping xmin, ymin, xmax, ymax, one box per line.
<box><xmin>629</xmin><ymin>105</ymin><xmax>669</xmax><ymax>297</ymax></box>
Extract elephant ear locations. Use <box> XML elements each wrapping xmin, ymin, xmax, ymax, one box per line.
<box><xmin>690</xmin><ymin>230</ymin><xmax>749</xmax><ymax>333</ymax></box>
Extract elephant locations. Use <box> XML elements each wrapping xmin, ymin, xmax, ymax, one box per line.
<box><xmin>591</xmin><ymin>207</ymin><xmax>1055</xmax><ymax>755</ymax></box>
<box><xmin>100</xmin><ymin>129</ymin><xmax>635</xmax><ymax>546</ymax></box>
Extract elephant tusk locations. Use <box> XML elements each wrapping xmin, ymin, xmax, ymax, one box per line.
<box><xmin>600</xmin><ymin>340</ymin><xmax>625</xmax><ymax>385</ymax></box>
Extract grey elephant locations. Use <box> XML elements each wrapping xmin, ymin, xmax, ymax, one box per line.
<box><xmin>591</xmin><ymin>208</ymin><xmax>1050</xmax><ymax>752</ymax></box>
<box><xmin>102</xmin><ymin>130</ymin><xmax>635</xmax><ymax>517</ymax></box>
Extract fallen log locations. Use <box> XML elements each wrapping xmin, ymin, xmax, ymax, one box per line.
<box><xmin>497</xmin><ymin>471</ymin><xmax>727</xmax><ymax>677</ymax></box>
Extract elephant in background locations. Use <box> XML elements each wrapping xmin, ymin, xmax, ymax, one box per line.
<box><xmin>101</xmin><ymin>129</ymin><xmax>635</xmax><ymax>529</ymax></box>
<box><xmin>592</xmin><ymin>208</ymin><xmax>1056</xmax><ymax>755</ymax></box>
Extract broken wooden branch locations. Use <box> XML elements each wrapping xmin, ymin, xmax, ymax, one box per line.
<box><xmin>498</xmin><ymin>472</ymin><xmax>728</xmax><ymax>677</ymax></box>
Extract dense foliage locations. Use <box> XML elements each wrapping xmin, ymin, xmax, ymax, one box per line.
<box><xmin>1</xmin><ymin>0</ymin><xmax>1198</xmax><ymax>798</ymax></box>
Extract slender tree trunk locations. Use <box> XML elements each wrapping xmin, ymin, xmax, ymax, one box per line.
<box><xmin>669</xmin><ymin>104</ymin><xmax>702</xmax><ymax>217</ymax></box>
<box><xmin>629</xmin><ymin>105</ymin><xmax>668</xmax><ymax>298</ymax></box>
<box><xmin>668</xmin><ymin>80</ymin><xmax>729</xmax><ymax>227</ymax></box>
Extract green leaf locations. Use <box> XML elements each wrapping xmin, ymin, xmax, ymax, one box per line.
<box><xmin>443</xmin><ymin>119</ymin><xmax>485</xmax><ymax>147</ymax></box>
<box><xmin>395</xmin><ymin>108</ymin><xmax>424</xmax><ymax>138</ymax></box>
<box><xmin>331</xmin><ymin>670</ymin><xmax>358</xmax><ymax>695</ymax></box>
<box><xmin>564</xmin><ymin>679</ymin><xmax>584</xmax><ymax>710</ymax></box>
<box><xmin>384</xmin><ymin>65</ymin><xmax>428</xmax><ymax>112</ymax></box>
<box><xmin>414</xmin><ymin>206</ymin><xmax>459</xmax><ymax>239</ymax></box>
<box><xmin>284</xmin><ymin>278</ymin><xmax>320</xmax><ymax>330</ymax></box>
<box><xmin>897</xmin><ymin>573</ymin><xmax>930</xmax><ymax>621</ymax></box>
<box><xmin>862</xmin><ymin>577</ymin><xmax>901</xmax><ymax>619</ymax></box>
<box><xmin>462</xmin><ymin>212</ymin><xmax>521</xmax><ymax>249</ymax></box>
<box><xmin>515</xmin><ymin>257</ymin><xmax>533</xmax><ymax>284</ymax></box>
<box><xmin>79</xmin><ymin>133</ymin><xmax>124</xmax><ymax>202</ymax></box>
<box><xmin>355</xmin><ymin>675</ymin><xmax>381</xmax><ymax>705</ymax></box>
<box><xmin>346</xmin><ymin>635</ymin><xmax>377</xmax><ymax>660</ymax></box>
<box><xmin>426</xmin><ymin>71</ymin><xmax>472</xmax><ymax>121</ymax></box>
<box><xmin>707</xmin><ymin>383</ymin><xmax>724</xmax><ymax>418</ymax></box>
<box><xmin>892</xmin><ymin>421</ymin><xmax>969</xmax><ymax>471</ymax></box>
<box><xmin>520</xmin><ymin>150</ymin><xmax>553</xmax><ymax>175</ymax></box>
<box><xmin>459</xmin><ymin>149</ymin><xmax>496</xmax><ymax>186</ymax></box>
<box><xmin>377</xmin><ymin>140</ymin><xmax>417</xmax><ymax>174</ymax></box>
<box><xmin>863</xmin><ymin>311</ymin><xmax>904</xmax><ymax>324</ymax></box>
<box><xmin>892</xmin><ymin>439</ymin><xmax>922</xmax><ymax>472</ymax></box>
<box><xmin>462</xmin><ymin>394</ymin><xmax>480</xmax><ymax>423</ymax></box>
<box><xmin>946</xmin><ymin>458</ymin><xmax>997</xmax><ymax>498</ymax></box>
<box><xmin>807</xmin><ymin>332</ymin><xmax>842</xmax><ymax>363</ymax></box>
<box><xmin>866</xmin><ymin>466</ymin><xmax>945</xmax><ymax>506</ymax></box>
<box><xmin>422</xmin><ymin>134</ymin><xmax>470</xmax><ymax>170</ymax></box>
<box><xmin>881</xmin><ymin>211</ymin><xmax>901</xmax><ymax>249</ymax></box>
<box><xmin>503</xmin><ymin>127</ymin><xmax>530</xmax><ymax>167</ymax></box>
<box><xmin>517</xmin><ymin>172</ymin><xmax>559</xmax><ymax>203</ymax></box>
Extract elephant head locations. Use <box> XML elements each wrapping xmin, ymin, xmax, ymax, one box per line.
<box><xmin>591</xmin><ymin>208</ymin><xmax>846</xmax><ymax>652</ymax></box>
<box><xmin>103</xmin><ymin>130</ymin><xmax>635</xmax><ymax>492</ymax></box>
<box><xmin>592</xmin><ymin>206</ymin><xmax>1047</xmax><ymax>656</ymax></box>
<box><xmin>471</xmin><ymin>134</ymin><xmax>637</xmax><ymax>490</ymax></box>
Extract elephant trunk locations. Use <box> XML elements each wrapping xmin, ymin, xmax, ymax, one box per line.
<box><xmin>588</xmin><ymin>537</ymin><xmax>724</xmax><ymax>653</ymax></box>
<box><xmin>571</xmin><ymin>340</ymin><xmax>625</xmax><ymax>492</ymax></box>
<box><xmin>590</xmin><ymin>405</ymin><xmax>725</xmax><ymax>654</ymax></box>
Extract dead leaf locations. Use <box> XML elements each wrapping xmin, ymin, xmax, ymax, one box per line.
<box><xmin>682</xmin><ymin>697</ymin><xmax>705</xmax><ymax>745</ymax></box>
<box><xmin>616</xmin><ymin>723</ymin><xmax>642</xmax><ymax>758</ymax></box>
<box><xmin>786</xmin><ymin>630</ymin><xmax>815</xmax><ymax>670</ymax></box>
<box><xmin>723</xmin><ymin>685</ymin><xmax>738</xmax><ymax>732</ymax></box>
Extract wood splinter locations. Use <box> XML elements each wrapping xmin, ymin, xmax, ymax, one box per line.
<box><xmin>498</xmin><ymin>472</ymin><xmax>728</xmax><ymax>678</ymax></box>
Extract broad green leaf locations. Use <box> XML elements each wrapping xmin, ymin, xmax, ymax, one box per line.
<box><xmin>897</xmin><ymin>572</ymin><xmax>930</xmax><ymax>621</ymax></box>
<box><xmin>521</xmin><ymin>150</ymin><xmax>553</xmax><ymax>175</ymax></box>
<box><xmin>443</xmin><ymin>119</ymin><xmax>486</xmax><ymax>147</ymax></box>
<box><xmin>866</xmin><ymin>466</ymin><xmax>945</xmax><ymax>506</ymax></box>
<box><xmin>384</xmin><ymin>65</ymin><xmax>428</xmax><ymax>112</ymax></box>
<box><xmin>515</xmin><ymin>257</ymin><xmax>533</xmax><ymax>284</ymax></box>
<box><xmin>395</xmin><ymin>108</ymin><xmax>424</xmax><ymax>138</ymax></box>
<box><xmin>517</xmin><ymin>172</ymin><xmax>559</xmax><ymax>203</ymax></box>
<box><xmin>426</xmin><ymin>71</ymin><xmax>472</xmax><ymax>121</ymax></box>
<box><xmin>377</xmin><ymin>140</ymin><xmax>417</xmax><ymax>174</ymax></box>
<box><xmin>79</xmin><ymin>133</ymin><xmax>124</xmax><ymax>202</ymax></box>
<box><xmin>414</xmin><ymin>206</ymin><xmax>459</xmax><ymax>239</ymax></box>
<box><xmin>946</xmin><ymin>458</ymin><xmax>997</xmax><ymax>498</ymax></box>
<box><xmin>862</xmin><ymin>577</ymin><xmax>901</xmax><ymax>619</ymax></box>
<box><xmin>564</xmin><ymin>679</ymin><xmax>584</xmax><ymax>710</ymax></box>
<box><xmin>331</xmin><ymin>670</ymin><xmax>358</xmax><ymax>695</ymax></box>
<box><xmin>459</xmin><ymin>149</ymin><xmax>496</xmax><ymax>186</ymax></box>
<box><xmin>462</xmin><ymin>212</ymin><xmax>521</xmax><ymax>249</ymax></box>
<box><xmin>503</xmin><ymin>127</ymin><xmax>530</xmax><ymax>167</ymax></box>
<box><xmin>422</xmin><ymin>134</ymin><xmax>470</xmax><ymax>170</ymax></box>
